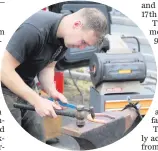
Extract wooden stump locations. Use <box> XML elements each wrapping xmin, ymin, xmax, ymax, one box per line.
<box><xmin>44</xmin><ymin>116</ymin><xmax>62</xmax><ymax>140</ymax></box>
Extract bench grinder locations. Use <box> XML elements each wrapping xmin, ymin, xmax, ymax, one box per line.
<box><xmin>89</xmin><ymin>50</ymin><xmax>152</xmax><ymax>113</ymax></box>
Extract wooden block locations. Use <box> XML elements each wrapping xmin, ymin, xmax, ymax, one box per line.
<box><xmin>43</xmin><ymin>116</ymin><xmax>62</xmax><ymax>140</ymax></box>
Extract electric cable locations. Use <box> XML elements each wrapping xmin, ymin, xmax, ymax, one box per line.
<box><xmin>69</xmin><ymin>69</ymin><xmax>85</xmax><ymax>105</ymax></box>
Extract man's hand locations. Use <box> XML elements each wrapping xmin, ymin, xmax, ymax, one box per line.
<box><xmin>34</xmin><ymin>96</ymin><xmax>62</xmax><ymax>118</ymax></box>
<box><xmin>50</xmin><ymin>89</ymin><xmax>68</xmax><ymax>103</ymax></box>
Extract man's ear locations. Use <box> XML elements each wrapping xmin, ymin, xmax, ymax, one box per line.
<box><xmin>73</xmin><ymin>21</ymin><xmax>83</xmax><ymax>29</ymax></box>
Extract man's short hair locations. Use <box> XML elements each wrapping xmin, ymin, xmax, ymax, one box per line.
<box><xmin>79</xmin><ymin>8</ymin><xmax>107</xmax><ymax>46</ymax></box>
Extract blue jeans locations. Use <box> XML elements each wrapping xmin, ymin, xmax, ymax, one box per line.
<box><xmin>2</xmin><ymin>87</ymin><xmax>45</xmax><ymax>142</ymax></box>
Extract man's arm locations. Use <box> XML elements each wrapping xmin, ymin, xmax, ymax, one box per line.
<box><xmin>38</xmin><ymin>62</ymin><xmax>68</xmax><ymax>103</ymax></box>
<box><xmin>1</xmin><ymin>51</ymin><xmax>61</xmax><ymax>117</ymax></box>
<box><xmin>1</xmin><ymin>51</ymin><xmax>40</xmax><ymax>106</ymax></box>
<box><xmin>38</xmin><ymin>62</ymin><xmax>57</xmax><ymax>95</ymax></box>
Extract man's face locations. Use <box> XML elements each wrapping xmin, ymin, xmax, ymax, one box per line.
<box><xmin>64</xmin><ymin>21</ymin><xmax>98</xmax><ymax>50</ymax></box>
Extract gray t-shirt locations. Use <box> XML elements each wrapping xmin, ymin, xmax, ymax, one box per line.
<box><xmin>4</xmin><ymin>11</ymin><xmax>67</xmax><ymax>87</ymax></box>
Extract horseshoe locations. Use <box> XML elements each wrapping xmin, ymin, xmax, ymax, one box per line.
<box><xmin>87</xmin><ymin>113</ymin><xmax>116</xmax><ymax>124</ymax></box>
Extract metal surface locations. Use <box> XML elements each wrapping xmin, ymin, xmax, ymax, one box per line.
<box><xmin>61</xmin><ymin>107</ymin><xmax>138</xmax><ymax>149</ymax></box>
<box><xmin>90</xmin><ymin>87</ymin><xmax>153</xmax><ymax>114</ymax></box>
<box><xmin>89</xmin><ymin>52</ymin><xmax>147</xmax><ymax>87</ymax></box>
<box><xmin>96</xmin><ymin>81</ymin><xmax>144</xmax><ymax>95</ymax></box>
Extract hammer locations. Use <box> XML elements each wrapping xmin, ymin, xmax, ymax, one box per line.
<box><xmin>75</xmin><ymin>105</ymin><xmax>95</xmax><ymax>127</ymax></box>
<box><xmin>13</xmin><ymin>103</ymin><xmax>95</xmax><ymax>127</ymax></box>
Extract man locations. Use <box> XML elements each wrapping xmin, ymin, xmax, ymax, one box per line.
<box><xmin>1</xmin><ymin>8</ymin><xmax>107</xmax><ymax>142</ymax></box>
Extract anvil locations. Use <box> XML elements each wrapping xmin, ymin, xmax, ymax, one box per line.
<box><xmin>61</xmin><ymin>107</ymin><xmax>139</xmax><ymax>150</ymax></box>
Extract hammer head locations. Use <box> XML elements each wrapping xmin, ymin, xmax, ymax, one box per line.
<box><xmin>76</xmin><ymin>105</ymin><xmax>85</xmax><ymax>127</ymax></box>
<box><xmin>89</xmin><ymin>106</ymin><xmax>95</xmax><ymax>119</ymax></box>
<box><xmin>75</xmin><ymin>105</ymin><xmax>95</xmax><ymax>127</ymax></box>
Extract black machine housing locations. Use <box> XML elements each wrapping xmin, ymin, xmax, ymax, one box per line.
<box><xmin>89</xmin><ymin>52</ymin><xmax>147</xmax><ymax>87</ymax></box>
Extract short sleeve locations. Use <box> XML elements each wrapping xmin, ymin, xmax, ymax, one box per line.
<box><xmin>6</xmin><ymin>24</ymin><xmax>41</xmax><ymax>63</ymax></box>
